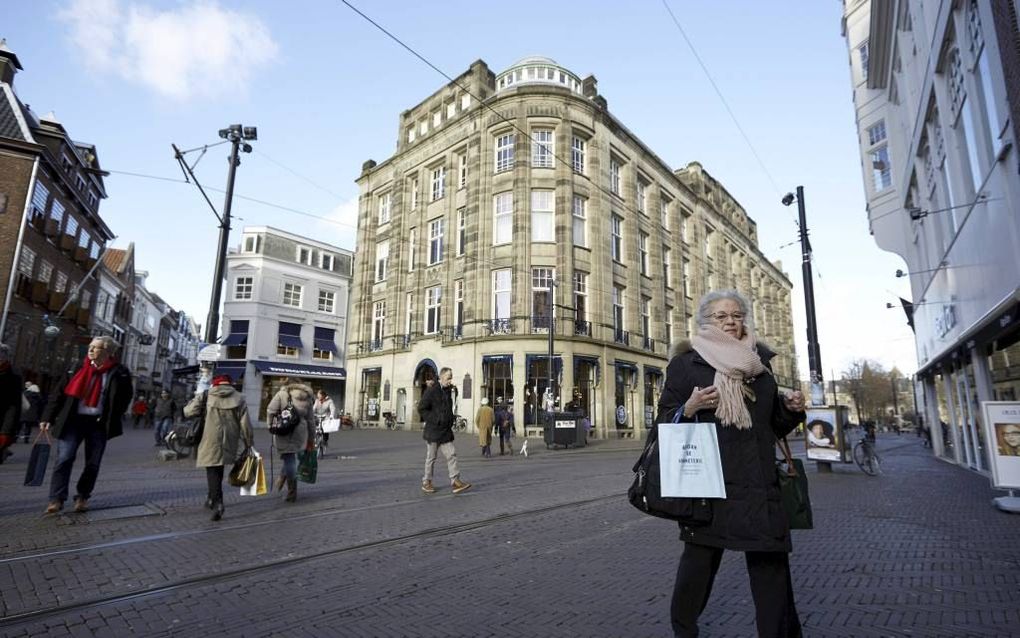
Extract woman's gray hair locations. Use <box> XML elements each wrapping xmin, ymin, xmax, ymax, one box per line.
<box><xmin>696</xmin><ymin>289</ymin><xmax>755</xmax><ymax>333</ymax></box>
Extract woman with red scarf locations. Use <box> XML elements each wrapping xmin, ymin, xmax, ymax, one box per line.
<box><xmin>42</xmin><ymin>336</ymin><xmax>133</xmax><ymax>514</ymax></box>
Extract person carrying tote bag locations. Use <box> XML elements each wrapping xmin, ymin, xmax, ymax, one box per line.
<box><xmin>183</xmin><ymin>375</ymin><xmax>252</xmax><ymax>521</ymax></box>
<box><xmin>654</xmin><ymin>290</ymin><xmax>807</xmax><ymax>638</ymax></box>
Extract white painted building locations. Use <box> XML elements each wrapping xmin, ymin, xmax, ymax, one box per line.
<box><xmin>842</xmin><ymin>0</ymin><xmax>1020</xmax><ymax>472</ymax></box>
<box><xmin>219</xmin><ymin>226</ymin><xmax>353</xmax><ymax>425</ymax></box>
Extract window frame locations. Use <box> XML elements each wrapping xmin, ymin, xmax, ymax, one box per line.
<box><xmin>318</xmin><ymin>289</ymin><xmax>336</xmax><ymax>314</ymax></box>
<box><xmin>532</xmin><ymin>129</ymin><xmax>555</xmax><ymax>168</ymax></box>
<box><xmin>428</xmin><ymin>218</ymin><xmax>444</xmax><ymax>266</ymax></box>
<box><xmin>571</xmin><ymin>136</ymin><xmax>586</xmax><ymax>174</ymax></box>
<box><xmin>531</xmin><ymin>190</ymin><xmax>555</xmax><ymax>242</ymax></box>
<box><xmin>492</xmin><ymin>269</ymin><xmax>512</xmax><ymax>321</ymax></box>
<box><xmin>493</xmin><ymin>191</ymin><xmax>513</xmax><ymax>245</ymax></box>
<box><xmin>425</xmin><ymin>285</ymin><xmax>442</xmax><ymax>334</ymax></box>
<box><xmin>611</xmin><ymin>215</ymin><xmax>623</xmax><ymax>262</ymax></box>
<box><xmin>234</xmin><ymin>276</ymin><xmax>254</xmax><ymax>300</ymax></box>
<box><xmin>431</xmin><ymin>165</ymin><xmax>446</xmax><ymax>201</ymax></box>
<box><xmin>495</xmin><ymin>133</ymin><xmax>516</xmax><ymax>173</ymax></box>
<box><xmin>282</xmin><ymin>282</ymin><xmax>303</xmax><ymax>308</ymax></box>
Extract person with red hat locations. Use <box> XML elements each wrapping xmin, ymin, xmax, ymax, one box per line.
<box><xmin>184</xmin><ymin>373</ymin><xmax>252</xmax><ymax>521</ymax></box>
<box><xmin>42</xmin><ymin>336</ymin><xmax>133</xmax><ymax>514</ymax></box>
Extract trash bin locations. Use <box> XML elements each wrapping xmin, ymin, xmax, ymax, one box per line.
<box><xmin>543</xmin><ymin>412</ymin><xmax>587</xmax><ymax>449</ymax></box>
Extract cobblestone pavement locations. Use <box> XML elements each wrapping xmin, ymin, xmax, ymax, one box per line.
<box><xmin>0</xmin><ymin>427</ymin><xmax>1017</xmax><ymax>637</ymax></box>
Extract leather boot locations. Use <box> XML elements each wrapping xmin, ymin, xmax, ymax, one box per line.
<box><xmin>285</xmin><ymin>477</ymin><xmax>297</xmax><ymax>502</ymax></box>
<box><xmin>211</xmin><ymin>501</ymin><xmax>224</xmax><ymax>521</ymax></box>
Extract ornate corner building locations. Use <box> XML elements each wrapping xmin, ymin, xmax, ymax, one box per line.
<box><xmin>346</xmin><ymin>57</ymin><xmax>797</xmax><ymax>438</ymax></box>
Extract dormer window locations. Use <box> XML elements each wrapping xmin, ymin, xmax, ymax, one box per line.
<box><xmin>243</xmin><ymin>235</ymin><xmax>261</xmax><ymax>253</ymax></box>
<box><xmin>297</xmin><ymin>246</ymin><xmax>313</xmax><ymax>265</ymax></box>
<box><xmin>60</xmin><ymin>154</ymin><xmax>73</xmax><ymax>175</ymax></box>
<box><xmin>320</xmin><ymin>253</ymin><xmax>335</xmax><ymax>271</ymax></box>
<box><xmin>75</xmin><ymin>173</ymin><xmax>86</xmax><ymax>192</ymax></box>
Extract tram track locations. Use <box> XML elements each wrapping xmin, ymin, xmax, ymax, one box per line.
<box><xmin>0</xmin><ymin>492</ymin><xmax>620</xmax><ymax>628</ymax></box>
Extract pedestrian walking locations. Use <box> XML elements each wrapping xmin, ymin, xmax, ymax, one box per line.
<box><xmin>312</xmin><ymin>389</ymin><xmax>337</xmax><ymax>445</ymax></box>
<box><xmin>266</xmin><ymin>379</ymin><xmax>315</xmax><ymax>503</ymax></box>
<box><xmin>183</xmin><ymin>375</ymin><xmax>253</xmax><ymax>521</ymax></box>
<box><xmin>498</xmin><ymin>404</ymin><xmax>515</xmax><ymax>456</ymax></box>
<box><xmin>146</xmin><ymin>394</ymin><xmax>157</xmax><ymax>428</ymax></box>
<box><xmin>418</xmin><ymin>366</ymin><xmax>471</xmax><ymax>494</ymax></box>
<box><xmin>42</xmin><ymin>336</ymin><xmax>133</xmax><ymax>514</ymax></box>
<box><xmin>476</xmin><ymin>397</ymin><xmax>494</xmax><ymax>458</ymax></box>
<box><xmin>153</xmin><ymin>390</ymin><xmax>176</xmax><ymax>447</ymax></box>
<box><xmin>130</xmin><ymin>394</ymin><xmax>147</xmax><ymax>429</ymax></box>
<box><xmin>20</xmin><ymin>380</ymin><xmax>42</xmax><ymax>444</ymax></box>
<box><xmin>655</xmin><ymin>290</ymin><xmax>806</xmax><ymax>638</ymax></box>
<box><xmin>0</xmin><ymin>344</ymin><xmax>22</xmax><ymax>464</ymax></box>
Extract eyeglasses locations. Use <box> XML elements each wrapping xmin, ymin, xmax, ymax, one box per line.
<box><xmin>705</xmin><ymin>312</ymin><xmax>745</xmax><ymax>323</ymax></box>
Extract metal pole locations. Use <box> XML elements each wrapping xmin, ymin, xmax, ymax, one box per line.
<box><xmin>548</xmin><ymin>290</ymin><xmax>554</xmax><ymax>414</ymax></box>
<box><xmin>204</xmin><ymin>136</ymin><xmax>241</xmax><ymax>344</ymax></box>
<box><xmin>796</xmin><ymin>186</ymin><xmax>825</xmax><ymax>406</ymax></box>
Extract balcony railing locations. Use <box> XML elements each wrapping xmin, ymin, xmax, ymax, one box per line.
<box><xmin>400</xmin><ymin>333</ymin><xmax>413</xmax><ymax>349</ymax></box>
<box><xmin>486</xmin><ymin>318</ymin><xmax>514</xmax><ymax>335</ymax></box>
<box><xmin>643</xmin><ymin>336</ymin><xmax>655</xmax><ymax>351</ymax></box>
<box><xmin>530</xmin><ymin>315</ymin><xmax>551</xmax><ymax>334</ymax></box>
<box><xmin>573</xmin><ymin>320</ymin><xmax>592</xmax><ymax>337</ymax></box>
<box><xmin>614</xmin><ymin>329</ymin><xmax>630</xmax><ymax>346</ymax></box>
<box><xmin>368</xmin><ymin>339</ymin><xmax>384</xmax><ymax>352</ymax></box>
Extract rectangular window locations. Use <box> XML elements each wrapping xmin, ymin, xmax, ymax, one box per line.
<box><xmin>425</xmin><ymin>285</ymin><xmax>441</xmax><ymax>334</ymax></box>
<box><xmin>572</xmin><ymin>195</ymin><xmax>587</xmax><ymax>247</ymax></box>
<box><xmin>428</xmin><ymin>218</ymin><xmax>444</xmax><ymax>265</ymax></box>
<box><xmin>531</xmin><ymin>190</ymin><xmax>554</xmax><ymax>242</ymax></box>
<box><xmin>372</xmin><ymin>301</ymin><xmax>386</xmax><ymax>343</ymax></box>
<box><xmin>871</xmin><ymin>146</ymin><xmax>892</xmax><ymax>191</ymax></box>
<box><xmin>375</xmin><ymin>241</ymin><xmax>389</xmax><ymax>282</ymax></box>
<box><xmin>532</xmin><ymin>129</ymin><xmax>554</xmax><ymax>168</ymax></box>
<box><xmin>665</xmin><ymin>307</ymin><xmax>673</xmax><ymax>345</ymax></box>
<box><xmin>681</xmin><ymin>211</ymin><xmax>690</xmax><ymax>243</ymax></box>
<box><xmin>495</xmin><ymin>133</ymin><xmax>515</xmax><ymax>173</ymax></box>
<box><xmin>859</xmin><ymin>42</ymin><xmax>869</xmax><ymax>82</ymax></box>
<box><xmin>31</xmin><ymin>181</ymin><xmax>49</xmax><ymax>218</ymax></box>
<box><xmin>532</xmin><ymin>268</ymin><xmax>554</xmax><ymax>332</ymax></box>
<box><xmin>405</xmin><ymin>292</ymin><xmax>415</xmax><ymax>335</ymax></box>
<box><xmin>78</xmin><ymin>229</ymin><xmax>91</xmax><ymax>249</ymax></box>
<box><xmin>419</xmin><ymin>121</ymin><xmax>428</xmax><ymax>136</ymax></box>
<box><xmin>663</xmin><ymin>246</ymin><xmax>672</xmax><ymax>287</ymax></box>
<box><xmin>641</xmin><ymin>297</ymin><xmax>651</xmax><ymax>341</ymax></box>
<box><xmin>277</xmin><ymin>322</ymin><xmax>301</xmax><ymax>356</ymax></box>
<box><xmin>447</xmin><ymin>101</ymin><xmax>456</xmax><ymax>119</ymax></box>
<box><xmin>408</xmin><ymin>228</ymin><xmax>417</xmax><ymax>271</ymax></box>
<box><xmin>55</xmin><ymin>271</ymin><xmax>67</xmax><ymax>293</ymax></box>
<box><xmin>639</xmin><ymin>232</ymin><xmax>649</xmax><ymax>275</ymax></box>
<box><xmin>431</xmin><ymin>165</ymin><xmax>446</xmax><ymax>201</ymax></box>
<box><xmin>660</xmin><ymin>193</ymin><xmax>671</xmax><ymax>229</ymax></box>
<box><xmin>682</xmin><ymin>258</ymin><xmax>691</xmax><ymax>297</ymax></box>
<box><xmin>461</xmin><ymin>94</ymin><xmax>470</xmax><ymax>110</ymax></box>
<box><xmin>17</xmin><ymin>245</ymin><xmax>35</xmax><ymax>277</ymax></box>
<box><xmin>235</xmin><ymin>276</ymin><xmax>253</xmax><ymax>300</ymax></box>
<box><xmin>407</xmin><ymin>127</ymin><xmax>416</xmax><ymax>144</ymax></box>
<box><xmin>38</xmin><ymin>260</ymin><xmax>53</xmax><ymax>284</ymax></box>
<box><xmin>65</xmin><ymin>215</ymin><xmax>79</xmax><ymax>238</ymax></box>
<box><xmin>283</xmin><ymin>282</ymin><xmax>302</xmax><ymax>307</ymax></box>
<box><xmin>60</xmin><ymin>154</ymin><xmax>72</xmax><ymax>174</ymax></box>
<box><xmin>867</xmin><ymin>121</ymin><xmax>887</xmax><ymax>146</ymax></box>
<box><xmin>75</xmin><ymin>173</ymin><xmax>86</xmax><ymax>192</ymax></box>
<box><xmin>493</xmin><ymin>269</ymin><xmax>512</xmax><ymax>320</ymax></box>
<box><xmin>571</xmin><ymin>136</ymin><xmax>585</xmax><ymax>174</ymax></box>
<box><xmin>494</xmin><ymin>192</ymin><xmax>513</xmax><ymax>245</ymax></box>
<box><xmin>320</xmin><ymin>253</ymin><xmax>335</xmax><ymax>271</ymax></box>
<box><xmin>411</xmin><ymin>177</ymin><xmax>419</xmax><ymax>209</ymax></box>
<box><xmin>313</xmin><ymin>326</ymin><xmax>335</xmax><ymax>361</ymax></box>
<box><xmin>456</xmin><ymin>209</ymin><xmax>466</xmax><ymax>256</ymax></box>
<box><xmin>88</xmin><ymin>189</ymin><xmax>98</xmax><ymax>209</ymax></box>
<box><xmin>378</xmin><ymin>193</ymin><xmax>391</xmax><ymax>225</ymax></box>
<box><xmin>573</xmin><ymin>271</ymin><xmax>587</xmax><ymax>325</ymax></box>
<box><xmin>637</xmin><ymin>179</ymin><xmax>647</xmax><ymax>214</ymax></box>
<box><xmin>704</xmin><ymin>226</ymin><xmax>714</xmax><ymax>259</ymax></box>
<box><xmin>454</xmin><ymin>279</ymin><xmax>464</xmax><ymax>334</ymax></box>
<box><xmin>244</xmin><ymin>235</ymin><xmax>260</xmax><ymax>253</ymax></box>
<box><xmin>613</xmin><ymin>285</ymin><xmax>625</xmax><ymax>333</ymax></box>
<box><xmin>610</xmin><ymin>158</ymin><xmax>621</xmax><ymax>195</ymax></box>
<box><xmin>458</xmin><ymin>152</ymin><xmax>468</xmax><ymax>189</ymax></box>
<box><xmin>611</xmin><ymin>215</ymin><xmax>623</xmax><ymax>262</ymax></box>
<box><xmin>432</xmin><ymin>111</ymin><xmax>441</xmax><ymax>128</ymax></box>
<box><xmin>50</xmin><ymin>199</ymin><xmax>65</xmax><ymax>224</ymax></box>
<box><xmin>297</xmin><ymin>246</ymin><xmax>312</xmax><ymax>266</ymax></box>
<box><xmin>318</xmin><ymin>289</ymin><xmax>335</xmax><ymax>313</ymax></box>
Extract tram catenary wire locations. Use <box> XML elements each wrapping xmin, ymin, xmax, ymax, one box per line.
<box><xmin>0</xmin><ymin>492</ymin><xmax>618</xmax><ymax>628</ymax></box>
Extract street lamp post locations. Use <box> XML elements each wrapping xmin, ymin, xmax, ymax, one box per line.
<box><xmin>783</xmin><ymin>186</ymin><xmax>825</xmax><ymax>407</ymax></box>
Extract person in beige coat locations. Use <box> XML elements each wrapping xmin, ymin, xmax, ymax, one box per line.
<box><xmin>183</xmin><ymin>375</ymin><xmax>253</xmax><ymax>521</ymax></box>
<box><xmin>266</xmin><ymin>379</ymin><xmax>315</xmax><ymax>502</ymax></box>
<box><xmin>476</xmin><ymin>397</ymin><xmax>494</xmax><ymax>458</ymax></box>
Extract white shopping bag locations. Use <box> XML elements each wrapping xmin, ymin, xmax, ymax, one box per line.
<box><xmin>321</xmin><ymin>418</ymin><xmax>341</xmax><ymax>433</ymax></box>
<box><xmin>657</xmin><ymin>421</ymin><xmax>726</xmax><ymax>498</ymax></box>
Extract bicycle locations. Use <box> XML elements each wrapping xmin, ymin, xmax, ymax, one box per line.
<box><xmin>383</xmin><ymin>411</ymin><xmax>397</xmax><ymax>430</ymax></box>
<box><xmin>853</xmin><ymin>435</ymin><xmax>881</xmax><ymax>476</ymax></box>
<box><xmin>164</xmin><ymin>427</ymin><xmax>193</xmax><ymax>458</ymax></box>
<box><xmin>452</xmin><ymin>415</ymin><xmax>468</xmax><ymax>432</ymax></box>
<box><xmin>314</xmin><ymin>415</ymin><xmax>327</xmax><ymax>459</ymax></box>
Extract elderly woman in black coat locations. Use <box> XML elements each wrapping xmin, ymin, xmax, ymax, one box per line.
<box><xmin>655</xmin><ymin>290</ymin><xmax>807</xmax><ymax>638</ymax></box>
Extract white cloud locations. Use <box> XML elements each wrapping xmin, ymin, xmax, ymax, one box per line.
<box><xmin>58</xmin><ymin>0</ymin><xmax>278</xmax><ymax>100</ymax></box>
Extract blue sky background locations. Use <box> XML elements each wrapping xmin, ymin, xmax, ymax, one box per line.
<box><xmin>3</xmin><ymin>0</ymin><xmax>916</xmax><ymax>378</ymax></box>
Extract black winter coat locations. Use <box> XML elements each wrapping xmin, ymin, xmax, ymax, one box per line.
<box><xmin>0</xmin><ymin>368</ymin><xmax>23</xmax><ymax>437</ymax></box>
<box><xmin>655</xmin><ymin>341</ymin><xmax>804</xmax><ymax>553</ymax></box>
<box><xmin>418</xmin><ymin>383</ymin><xmax>455</xmax><ymax>444</ymax></box>
<box><xmin>42</xmin><ymin>364</ymin><xmax>133</xmax><ymax>441</ymax></box>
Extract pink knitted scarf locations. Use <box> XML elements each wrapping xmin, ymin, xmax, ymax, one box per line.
<box><xmin>690</xmin><ymin>325</ymin><xmax>768</xmax><ymax>429</ymax></box>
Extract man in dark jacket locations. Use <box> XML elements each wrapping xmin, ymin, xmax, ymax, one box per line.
<box><xmin>0</xmin><ymin>344</ymin><xmax>23</xmax><ymax>463</ymax></box>
<box><xmin>42</xmin><ymin>336</ymin><xmax>133</xmax><ymax>514</ymax></box>
<box><xmin>417</xmin><ymin>366</ymin><xmax>471</xmax><ymax>495</ymax></box>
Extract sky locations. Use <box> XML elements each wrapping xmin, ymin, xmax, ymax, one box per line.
<box><xmin>3</xmin><ymin>0</ymin><xmax>918</xmax><ymax>379</ymax></box>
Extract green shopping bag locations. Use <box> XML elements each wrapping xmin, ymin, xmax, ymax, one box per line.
<box><xmin>297</xmin><ymin>449</ymin><xmax>318</xmax><ymax>484</ymax></box>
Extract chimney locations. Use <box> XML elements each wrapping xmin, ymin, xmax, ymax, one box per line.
<box><xmin>0</xmin><ymin>39</ymin><xmax>24</xmax><ymax>86</ymax></box>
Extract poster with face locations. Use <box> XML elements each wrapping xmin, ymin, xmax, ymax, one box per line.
<box><xmin>805</xmin><ymin>407</ymin><xmax>843</xmax><ymax>462</ymax></box>
<box><xmin>982</xmin><ymin>402</ymin><xmax>1020</xmax><ymax>489</ymax></box>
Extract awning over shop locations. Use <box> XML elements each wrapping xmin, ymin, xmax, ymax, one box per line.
<box><xmin>214</xmin><ymin>360</ymin><xmax>247</xmax><ymax>382</ymax></box>
<box><xmin>313</xmin><ymin>326</ymin><xmax>339</xmax><ymax>354</ymax></box>
<box><xmin>644</xmin><ymin>365</ymin><xmax>663</xmax><ymax>376</ymax></box>
<box><xmin>614</xmin><ymin>360</ymin><xmax>638</xmax><ymax>373</ymax></box>
<box><xmin>222</xmin><ymin>320</ymin><xmax>249</xmax><ymax>346</ymax></box>
<box><xmin>278</xmin><ymin>322</ymin><xmax>303</xmax><ymax>349</ymax></box>
<box><xmin>251</xmin><ymin>360</ymin><xmax>346</xmax><ymax>380</ymax></box>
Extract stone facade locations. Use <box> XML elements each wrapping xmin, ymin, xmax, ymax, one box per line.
<box><xmin>347</xmin><ymin>57</ymin><xmax>797</xmax><ymax>439</ymax></box>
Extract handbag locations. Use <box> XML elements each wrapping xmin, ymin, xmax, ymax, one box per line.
<box><xmin>228</xmin><ymin>448</ymin><xmax>258</xmax><ymax>487</ymax></box>
<box><xmin>23</xmin><ymin>430</ymin><xmax>52</xmax><ymax>487</ymax></box>
<box><xmin>627</xmin><ymin>409</ymin><xmax>715</xmax><ymax>525</ymax></box>
<box><xmin>776</xmin><ymin>437</ymin><xmax>813</xmax><ymax>530</ymax></box>
<box><xmin>177</xmin><ymin>391</ymin><xmax>208</xmax><ymax>447</ymax></box>
<box><xmin>297</xmin><ymin>448</ymin><xmax>318</xmax><ymax>484</ymax></box>
<box><xmin>240</xmin><ymin>451</ymin><xmax>267</xmax><ymax>496</ymax></box>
